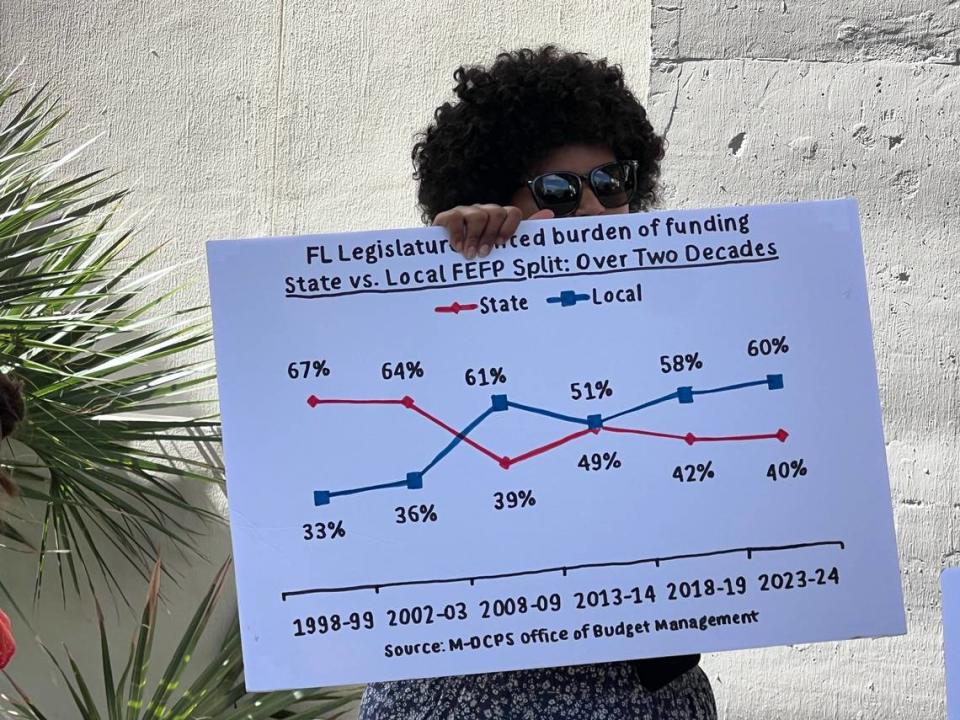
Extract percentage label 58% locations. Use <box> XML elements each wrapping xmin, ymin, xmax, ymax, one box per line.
<box><xmin>660</xmin><ymin>352</ymin><xmax>703</xmax><ymax>373</ymax></box>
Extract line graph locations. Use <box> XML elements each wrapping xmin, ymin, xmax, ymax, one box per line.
<box><xmin>280</xmin><ymin>540</ymin><xmax>846</xmax><ymax>598</ymax></box>
<box><xmin>309</xmin><ymin>374</ymin><xmax>788</xmax><ymax>504</ymax></box>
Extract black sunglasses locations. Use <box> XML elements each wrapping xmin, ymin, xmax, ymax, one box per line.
<box><xmin>527</xmin><ymin>160</ymin><xmax>638</xmax><ymax>217</ymax></box>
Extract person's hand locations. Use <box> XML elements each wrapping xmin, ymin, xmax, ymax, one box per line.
<box><xmin>434</xmin><ymin>204</ymin><xmax>554</xmax><ymax>259</ymax></box>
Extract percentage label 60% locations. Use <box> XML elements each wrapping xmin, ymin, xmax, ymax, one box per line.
<box><xmin>747</xmin><ymin>336</ymin><xmax>790</xmax><ymax>356</ymax></box>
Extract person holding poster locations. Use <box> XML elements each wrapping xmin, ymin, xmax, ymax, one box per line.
<box><xmin>358</xmin><ymin>46</ymin><xmax>716</xmax><ymax>720</ymax></box>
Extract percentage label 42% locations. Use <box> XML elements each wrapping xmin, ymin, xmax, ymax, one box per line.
<box><xmin>302</xmin><ymin>520</ymin><xmax>346</xmax><ymax>540</ymax></box>
<box><xmin>493</xmin><ymin>490</ymin><xmax>536</xmax><ymax>510</ymax></box>
<box><xmin>395</xmin><ymin>503</ymin><xmax>439</xmax><ymax>524</ymax></box>
<box><xmin>381</xmin><ymin>360</ymin><xmax>424</xmax><ymax>380</ymax></box>
<box><xmin>660</xmin><ymin>352</ymin><xmax>703</xmax><ymax>373</ymax></box>
<box><xmin>570</xmin><ymin>379</ymin><xmax>613</xmax><ymax>400</ymax></box>
<box><xmin>767</xmin><ymin>458</ymin><xmax>807</xmax><ymax>480</ymax></box>
<box><xmin>748</xmin><ymin>336</ymin><xmax>790</xmax><ymax>356</ymax></box>
<box><xmin>673</xmin><ymin>462</ymin><xmax>716</xmax><ymax>482</ymax></box>
<box><xmin>287</xmin><ymin>359</ymin><xmax>330</xmax><ymax>379</ymax></box>
<box><xmin>578</xmin><ymin>452</ymin><xmax>622</xmax><ymax>471</ymax></box>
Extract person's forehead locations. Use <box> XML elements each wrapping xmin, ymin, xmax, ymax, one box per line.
<box><xmin>531</xmin><ymin>144</ymin><xmax>615</xmax><ymax>174</ymax></box>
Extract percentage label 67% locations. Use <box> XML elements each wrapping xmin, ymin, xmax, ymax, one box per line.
<box><xmin>287</xmin><ymin>359</ymin><xmax>330</xmax><ymax>379</ymax></box>
<box><xmin>395</xmin><ymin>504</ymin><xmax>439</xmax><ymax>524</ymax></box>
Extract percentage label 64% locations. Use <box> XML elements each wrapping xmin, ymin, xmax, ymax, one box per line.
<box><xmin>673</xmin><ymin>462</ymin><xmax>716</xmax><ymax>482</ymax></box>
<box><xmin>287</xmin><ymin>359</ymin><xmax>330</xmax><ymax>379</ymax></box>
<box><xmin>395</xmin><ymin>503</ymin><xmax>439</xmax><ymax>524</ymax></box>
<box><xmin>767</xmin><ymin>458</ymin><xmax>808</xmax><ymax>480</ymax></box>
<box><xmin>381</xmin><ymin>360</ymin><xmax>425</xmax><ymax>380</ymax></box>
<box><xmin>493</xmin><ymin>490</ymin><xmax>537</xmax><ymax>510</ymax></box>
<box><xmin>660</xmin><ymin>352</ymin><xmax>703</xmax><ymax>373</ymax></box>
<box><xmin>578</xmin><ymin>452</ymin><xmax>622</xmax><ymax>471</ymax></box>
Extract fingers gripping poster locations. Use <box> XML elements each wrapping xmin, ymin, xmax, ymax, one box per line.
<box><xmin>206</xmin><ymin>199</ymin><xmax>905</xmax><ymax>690</ymax></box>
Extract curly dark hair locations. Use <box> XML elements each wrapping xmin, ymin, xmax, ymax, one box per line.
<box><xmin>412</xmin><ymin>46</ymin><xmax>664</xmax><ymax>223</ymax></box>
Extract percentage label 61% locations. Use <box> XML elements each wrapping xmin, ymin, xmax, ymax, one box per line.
<box><xmin>395</xmin><ymin>504</ymin><xmax>439</xmax><ymax>524</ymax></box>
<box><xmin>465</xmin><ymin>367</ymin><xmax>507</xmax><ymax>386</ymax></box>
<box><xmin>287</xmin><ymin>359</ymin><xmax>330</xmax><ymax>379</ymax></box>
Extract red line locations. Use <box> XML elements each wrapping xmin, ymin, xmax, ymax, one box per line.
<box><xmin>603</xmin><ymin>426</ymin><xmax>688</xmax><ymax>441</ymax></box>
<box><xmin>693</xmin><ymin>432</ymin><xmax>784</xmax><ymax>442</ymax></box>
<box><xmin>307</xmin><ymin>396</ymin><xmax>406</xmax><ymax>408</ymax></box>
<box><xmin>506</xmin><ymin>428</ymin><xmax>596</xmax><ymax>468</ymax></box>
<box><xmin>406</xmin><ymin>403</ymin><xmax>503</xmax><ymax>463</ymax></box>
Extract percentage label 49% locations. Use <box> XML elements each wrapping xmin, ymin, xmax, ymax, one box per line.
<box><xmin>493</xmin><ymin>490</ymin><xmax>536</xmax><ymax>510</ymax></box>
<box><xmin>395</xmin><ymin>503</ymin><xmax>439</xmax><ymax>524</ymax></box>
<box><xmin>767</xmin><ymin>458</ymin><xmax>807</xmax><ymax>480</ymax></box>
<box><xmin>578</xmin><ymin>452</ymin><xmax>622</xmax><ymax>471</ymax></box>
<box><xmin>302</xmin><ymin>520</ymin><xmax>346</xmax><ymax>540</ymax></box>
<box><xmin>673</xmin><ymin>462</ymin><xmax>716</xmax><ymax>482</ymax></box>
<box><xmin>381</xmin><ymin>360</ymin><xmax>424</xmax><ymax>380</ymax></box>
<box><xmin>660</xmin><ymin>352</ymin><xmax>703</xmax><ymax>373</ymax></box>
<box><xmin>287</xmin><ymin>359</ymin><xmax>330</xmax><ymax>379</ymax></box>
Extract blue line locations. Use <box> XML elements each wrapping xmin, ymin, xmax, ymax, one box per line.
<box><xmin>421</xmin><ymin>408</ymin><xmax>495</xmax><ymax>474</ymax></box>
<box><xmin>601</xmin><ymin>392</ymin><xmax>679</xmax><ymax>422</ymax></box>
<box><xmin>506</xmin><ymin>401</ymin><xmax>590</xmax><ymax>425</ymax></box>
<box><xmin>693</xmin><ymin>380</ymin><xmax>768</xmax><ymax>395</ymax></box>
<box><xmin>329</xmin><ymin>479</ymin><xmax>408</xmax><ymax>497</ymax></box>
<box><xmin>315</xmin><ymin>376</ymin><xmax>781</xmax><ymax>503</ymax></box>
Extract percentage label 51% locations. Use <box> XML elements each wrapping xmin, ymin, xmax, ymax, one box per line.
<box><xmin>571</xmin><ymin>379</ymin><xmax>613</xmax><ymax>400</ymax></box>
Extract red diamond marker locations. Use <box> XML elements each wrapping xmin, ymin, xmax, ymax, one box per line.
<box><xmin>684</xmin><ymin>432</ymin><xmax>697</xmax><ymax>445</ymax></box>
<box><xmin>307</xmin><ymin>395</ymin><xmax>320</xmax><ymax>408</ymax></box>
<box><xmin>776</xmin><ymin>428</ymin><xmax>789</xmax><ymax>442</ymax></box>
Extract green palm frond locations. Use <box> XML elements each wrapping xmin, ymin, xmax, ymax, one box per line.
<box><xmin>0</xmin><ymin>558</ymin><xmax>363</xmax><ymax>720</ymax></box>
<box><xmin>0</xmin><ymin>76</ymin><xmax>221</xmax><ymax>603</ymax></box>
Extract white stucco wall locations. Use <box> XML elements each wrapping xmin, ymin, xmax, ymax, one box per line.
<box><xmin>0</xmin><ymin>2</ymin><xmax>652</xmax><ymax>717</ymax></box>
<box><xmin>1</xmin><ymin>2</ymin><xmax>958</xmax><ymax>718</ymax></box>
<box><xmin>647</xmin><ymin>2</ymin><xmax>960</xmax><ymax>718</ymax></box>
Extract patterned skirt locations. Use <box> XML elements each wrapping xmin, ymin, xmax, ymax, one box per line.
<box><xmin>358</xmin><ymin>662</ymin><xmax>716</xmax><ymax>720</ymax></box>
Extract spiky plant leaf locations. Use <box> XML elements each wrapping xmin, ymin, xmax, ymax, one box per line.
<box><xmin>0</xmin><ymin>75</ymin><xmax>222</xmax><ymax>604</ymax></box>
<box><xmin>3</xmin><ymin>559</ymin><xmax>363</xmax><ymax>720</ymax></box>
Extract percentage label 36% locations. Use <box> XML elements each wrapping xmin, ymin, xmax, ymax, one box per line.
<box><xmin>395</xmin><ymin>503</ymin><xmax>439</xmax><ymax>524</ymax></box>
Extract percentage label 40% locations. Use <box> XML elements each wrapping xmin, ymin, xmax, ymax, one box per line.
<box><xmin>287</xmin><ymin>359</ymin><xmax>330</xmax><ymax>379</ymax></box>
<box><xmin>767</xmin><ymin>458</ymin><xmax>807</xmax><ymax>480</ymax></box>
<box><xmin>381</xmin><ymin>360</ymin><xmax>424</xmax><ymax>380</ymax></box>
<box><xmin>395</xmin><ymin>503</ymin><xmax>439</xmax><ymax>524</ymax></box>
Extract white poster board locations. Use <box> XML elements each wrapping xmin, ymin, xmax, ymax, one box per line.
<box><xmin>944</xmin><ymin>568</ymin><xmax>960</xmax><ymax>718</ymax></box>
<box><xmin>207</xmin><ymin>199</ymin><xmax>905</xmax><ymax>690</ymax></box>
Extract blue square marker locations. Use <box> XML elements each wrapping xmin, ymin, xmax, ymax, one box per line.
<box><xmin>677</xmin><ymin>386</ymin><xmax>694</xmax><ymax>404</ymax></box>
<box><xmin>491</xmin><ymin>394</ymin><xmax>509</xmax><ymax>411</ymax></box>
<box><xmin>560</xmin><ymin>290</ymin><xmax>577</xmax><ymax>307</ymax></box>
<box><xmin>313</xmin><ymin>490</ymin><xmax>331</xmax><ymax>506</ymax></box>
<box><xmin>406</xmin><ymin>472</ymin><xmax>423</xmax><ymax>490</ymax></box>
<box><xmin>587</xmin><ymin>414</ymin><xmax>603</xmax><ymax>429</ymax></box>
<box><xmin>767</xmin><ymin>373</ymin><xmax>784</xmax><ymax>390</ymax></box>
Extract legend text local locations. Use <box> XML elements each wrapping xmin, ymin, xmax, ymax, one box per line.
<box><xmin>386</xmin><ymin>259</ymin><xmax>508</xmax><ymax>286</ymax></box>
